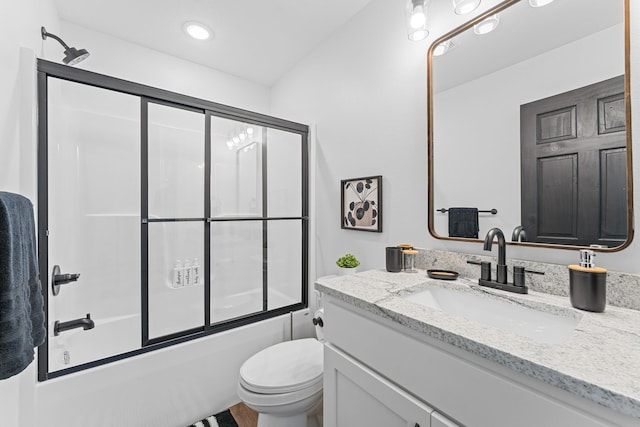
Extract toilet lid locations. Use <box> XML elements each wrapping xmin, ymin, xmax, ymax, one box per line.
<box><xmin>239</xmin><ymin>338</ymin><xmax>323</xmax><ymax>394</ymax></box>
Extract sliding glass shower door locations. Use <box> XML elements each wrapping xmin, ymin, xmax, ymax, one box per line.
<box><xmin>146</xmin><ymin>102</ymin><xmax>205</xmax><ymax>340</ymax></box>
<box><xmin>38</xmin><ymin>59</ymin><xmax>308</xmax><ymax>380</ymax></box>
<box><xmin>45</xmin><ymin>78</ymin><xmax>142</xmax><ymax>373</ymax></box>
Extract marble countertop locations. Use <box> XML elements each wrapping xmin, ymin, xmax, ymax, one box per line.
<box><xmin>315</xmin><ymin>269</ymin><xmax>640</xmax><ymax>419</ymax></box>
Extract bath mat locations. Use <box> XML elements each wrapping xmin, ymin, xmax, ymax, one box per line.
<box><xmin>189</xmin><ymin>409</ymin><xmax>239</xmax><ymax>427</ymax></box>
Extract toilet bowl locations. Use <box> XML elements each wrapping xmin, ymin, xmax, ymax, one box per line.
<box><xmin>237</xmin><ymin>312</ymin><xmax>324</xmax><ymax>427</ymax></box>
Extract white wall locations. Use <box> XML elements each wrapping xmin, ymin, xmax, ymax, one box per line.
<box><xmin>271</xmin><ymin>0</ymin><xmax>640</xmax><ymax>275</ymax></box>
<box><xmin>0</xmin><ymin>0</ymin><xmax>60</xmax><ymax>424</ymax></box>
<box><xmin>58</xmin><ymin>21</ymin><xmax>271</xmax><ymax>114</ymax></box>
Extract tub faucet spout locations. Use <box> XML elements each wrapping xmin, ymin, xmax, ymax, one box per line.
<box><xmin>484</xmin><ymin>227</ymin><xmax>507</xmax><ymax>284</ymax></box>
<box><xmin>54</xmin><ymin>314</ymin><xmax>95</xmax><ymax>336</ymax></box>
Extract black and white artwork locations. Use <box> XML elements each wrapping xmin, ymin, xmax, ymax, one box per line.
<box><xmin>341</xmin><ymin>175</ymin><xmax>382</xmax><ymax>232</ymax></box>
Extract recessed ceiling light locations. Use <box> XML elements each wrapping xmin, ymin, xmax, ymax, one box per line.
<box><xmin>182</xmin><ymin>21</ymin><xmax>212</xmax><ymax>40</ymax></box>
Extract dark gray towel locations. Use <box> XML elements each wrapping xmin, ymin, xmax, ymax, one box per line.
<box><xmin>0</xmin><ymin>192</ymin><xmax>46</xmax><ymax>380</ymax></box>
<box><xmin>448</xmin><ymin>207</ymin><xmax>479</xmax><ymax>238</ymax></box>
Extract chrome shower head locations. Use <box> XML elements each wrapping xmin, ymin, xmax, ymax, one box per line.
<box><xmin>41</xmin><ymin>26</ymin><xmax>90</xmax><ymax>65</ymax></box>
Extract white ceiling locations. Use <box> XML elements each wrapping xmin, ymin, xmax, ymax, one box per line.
<box><xmin>54</xmin><ymin>0</ymin><xmax>373</xmax><ymax>86</ymax></box>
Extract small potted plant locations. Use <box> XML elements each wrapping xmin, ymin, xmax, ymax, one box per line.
<box><xmin>336</xmin><ymin>253</ymin><xmax>360</xmax><ymax>275</ymax></box>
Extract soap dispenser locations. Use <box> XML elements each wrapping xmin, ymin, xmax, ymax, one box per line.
<box><xmin>568</xmin><ymin>250</ymin><xmax>606</xmax><ymax>312</ymax></box>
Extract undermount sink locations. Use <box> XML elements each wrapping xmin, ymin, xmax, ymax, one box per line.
<box><xmin>403</xmin><ymin>285</ymin><xmax>580</xmax><ymax>345</ymax></box>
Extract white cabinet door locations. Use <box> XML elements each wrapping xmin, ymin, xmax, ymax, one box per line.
<box><xmin>432</xmin><ymin>411</ymin><xmax>461</xmax><ymax>427</ymax></box>
<box><xmin>324</xmin><ymin>345</ymin><xmax>432</xmax><ymax>427</ymax></box>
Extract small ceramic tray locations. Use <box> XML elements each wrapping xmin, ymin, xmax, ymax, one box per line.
<box><xmin>427</xmin><ymin>269</ymin><xmax>459</xmax><ymax>280</ymax></box>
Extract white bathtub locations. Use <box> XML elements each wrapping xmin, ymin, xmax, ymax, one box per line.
<box><xmin>49</xmin><ymin>289</ymin><xmax>298</xmax><ymax>373</ymax></box>
<box><xmin>37</xmin><ymin>309</ymin><xmax>311</xmax><ymax>427</ymax></box>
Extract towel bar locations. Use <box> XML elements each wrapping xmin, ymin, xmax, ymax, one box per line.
<box><xmin>438</xmin><ymin>208</ymin><xmax>497</xmax><ymax>214</ymax></box>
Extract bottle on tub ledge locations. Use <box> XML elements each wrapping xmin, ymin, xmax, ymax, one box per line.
<box><xmin>568</xmin><ymin>249</ymin><xmax>607</xmax><ymax>312</ymax></box>
<box><xmin>171</xmin><ymin>258</ymin><xmax>201</xmax><ymax>288</ymax></box>
<box><xmin>191</xmin><ymin>258</ymin><xmax>200</xmax><ymax>285</ymax></box>
<box><xmin>184</xmin><ymin>259</ymin><xmax>192</xmax><ymax>285</ymax></box>
<box><xmin>172</xmin><ymin>259</ymin><xmax>184</xmax><ymax>288</ymax></box>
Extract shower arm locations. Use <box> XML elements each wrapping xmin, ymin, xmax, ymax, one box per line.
<box><xmin>41</xmin><ymin>27</ymin><xmax>71</xmax><ymax>50</ymax></box>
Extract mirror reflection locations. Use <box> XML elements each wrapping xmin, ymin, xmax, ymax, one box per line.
<box><xmin>428</xmin><ymin>0</ymin><xmax>630</xmax><ymax>249</ymax></box>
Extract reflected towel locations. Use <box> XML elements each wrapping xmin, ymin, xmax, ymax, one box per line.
<box><xmin>0</xmin><ymin>192</ymin><xmax>46</xmax><ymax>380</ymax></box>
<box><xmin>448</xmin><ymin>207</ymin><xmax>479</xmax><ymax>238</ymax></box>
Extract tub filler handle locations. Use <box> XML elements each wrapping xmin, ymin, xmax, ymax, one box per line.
<box><xmin>54</xmin><ymin>313</ymin><xmax>95</xmax><ymax>336</ymax></box>
<box><xmin>51</xmin><ymin>264</ymin><xmax>81</xmax><ymax>296</ymax></box>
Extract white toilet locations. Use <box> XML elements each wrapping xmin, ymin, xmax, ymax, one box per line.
<box><xmin>237</xmin><ymin>312</ymin><xmax>324</xmax><ymax>427</ymax></box>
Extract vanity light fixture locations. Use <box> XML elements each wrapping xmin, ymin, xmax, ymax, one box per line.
<box><xmin>529</xmin><ymin>0</ymin><xmax>554</xmax><ymax>7</ymax></box>
<box><xmin>405</xmin><ymin>0</ymin><xmax>431</xmax><ymax>41</ymax></box>
<box><xmin>453</xmin><ymin>0</ymin><xmax>481</xmax><ymax>15</ymax></box>
<box><xmin>182</xmin><ymin>21</ymin><xmax>212</xmax><ymax>40</ymax></box>
<box><xmin>41</xmin><ymin>27</ymin><xmax>90</xmax><ymax>65</ymax></box>
<box><xmin>473</xmin><ymin>13</ymin><xmax>500</xmax><ymax>35</ymax></box>
<box><xmin>226</xmin><ymin>125</ymin><xmax>255</xmax><ymax>150</ymax></box>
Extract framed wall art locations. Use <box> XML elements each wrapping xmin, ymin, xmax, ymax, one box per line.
<box><xmin>341</xmin><ymin>175</ymin><xmax>382</xmax><ymax>232</ymax></box>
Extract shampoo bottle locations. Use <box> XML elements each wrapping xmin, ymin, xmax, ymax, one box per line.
<box><xmin>568</xmin><ymin>249</ymin><xmax>606</xmax><ymax>312</ymax></box>
<box><xmin>173</xmin><ymin>260</ymin><xmax>184</xmax><ymax>288</ymax></box>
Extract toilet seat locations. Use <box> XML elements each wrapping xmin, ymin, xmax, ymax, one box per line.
<box><xmin>238</xmin><ymin>381</ymin><xmax>323</xmax><ymax>407</ymax></box>
<box><xmin>239</xmin><ymin>338</ymin><xmax>324</xmax><ymax>395</ymax></box>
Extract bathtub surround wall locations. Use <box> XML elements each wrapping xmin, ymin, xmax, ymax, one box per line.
<box><xmin>414</xmin><ymin>248</ymin><xmax>640</xmax><ymax>312</ymax></box>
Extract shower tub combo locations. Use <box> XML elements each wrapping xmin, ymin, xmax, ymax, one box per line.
<box><xmin>36</xmin><ymin>58</ymin><xmax>309</xmax><ymax>426</ymax></box>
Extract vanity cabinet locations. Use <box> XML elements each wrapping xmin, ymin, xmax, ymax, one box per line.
<box><xmin>322</xmin><ymin>297</ymin><xmax>634</xmax><ymax>427</ymax></box>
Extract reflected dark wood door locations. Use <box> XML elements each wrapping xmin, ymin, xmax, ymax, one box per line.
<box><xmin>520</xmin><ymin>75</ymin><xmax>626</xmax><ymax>247</ymax></box>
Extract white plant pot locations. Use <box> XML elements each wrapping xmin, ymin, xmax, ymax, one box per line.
<box><xmin>338</xmin><ymin>266</ymin><xmax>358</xmax><ymax>276</ymax></box>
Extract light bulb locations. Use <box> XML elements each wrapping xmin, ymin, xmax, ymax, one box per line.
<box><xmin>246</xmin><ymin>127</ymin><xmax>254</xmax><ymax>135</ymax></box>
<box><xmin>409</xmin><ymin>29</ymin><xmax>429</xmax><ymax>41</ymax></box>
<box><xmin>529</xmin><ymin>0</ymin><xmax>554</xmax><ymax>6</ymax></box>
<box><xmin>239</xmin><ymin>132</ymin><xmax>246</xmax><ymax>140</ymax></box>
<box><xmin>226</xmin><ymin>141</ymin><xmax>233</xmax><ymax>148</ymax></box>
<box><xmin>474</xmin><ymin>14</ymin><xmax>500</xmax><ymax>35</ymax></box>
<box><xmin>410</xmin><ymin>6</ymin><xmax>426</xmax><ymax>29</ymax></box>
<box><xmin>232</xmin><ymin>136</ymin><xmax>240</xmax><ymax>145</ymax></box>
<box><xmin>433</xmin><ymin>40</ymin><xmax>451</xmax><ymax>56</ymax></box>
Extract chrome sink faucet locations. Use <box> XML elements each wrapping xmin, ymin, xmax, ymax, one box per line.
<box><xmin>484</xmin><ymin>227</ymin><xmax>507</xmax><ymax>284</ymax></box>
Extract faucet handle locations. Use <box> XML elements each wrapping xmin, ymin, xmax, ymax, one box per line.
<box><xmin>513</xmin><ymin>266</ymin><xmax>545</xmax><ymax>287</ymax></box>
<box><xmin>467</xmin><ymin>260</ymin><xmax>492</xmax><ymax>281</ymax></box>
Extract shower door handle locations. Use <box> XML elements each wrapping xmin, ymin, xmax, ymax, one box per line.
<box><xmin>51</xmin><ymin>265</ymin><xmax>81</xmax><ymax>296</ymax></box>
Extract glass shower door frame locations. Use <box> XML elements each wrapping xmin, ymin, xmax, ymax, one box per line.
<box><xmin>37</xmin><ymin>59</ymin><xmax>309</xmax><ymax>380</ymax></box>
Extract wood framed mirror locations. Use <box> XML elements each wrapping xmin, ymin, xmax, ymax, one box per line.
<box><xmin>427</xmin><ymin>0</ymin><xmax>632</xmax><ymax>251</ymax></box>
